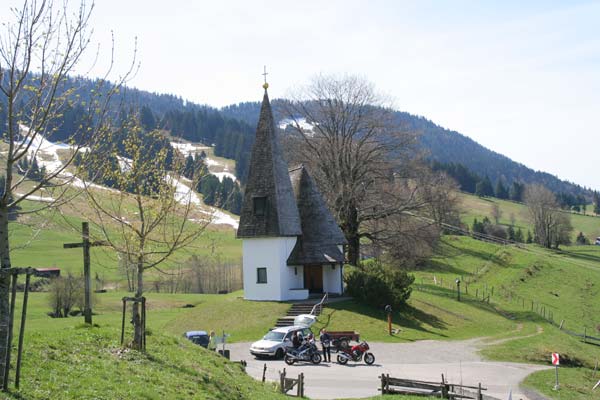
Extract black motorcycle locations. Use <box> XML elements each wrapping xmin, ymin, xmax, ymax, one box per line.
<box><xmin>284</xmin><ymin>340</ymin><xmax>322</xmax><ymax>365</ymax></box>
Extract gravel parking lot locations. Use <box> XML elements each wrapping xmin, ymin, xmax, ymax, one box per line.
<box><xmin>227</xmin><ymin>339</ymin><xmax>549</xmax><ymax>399</ymax></box>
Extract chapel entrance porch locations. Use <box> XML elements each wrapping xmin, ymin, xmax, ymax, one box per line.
<box><xmin>303</xmin><ymin>264</ymin><xmax>323</xmax><ymax>293</ymax></box>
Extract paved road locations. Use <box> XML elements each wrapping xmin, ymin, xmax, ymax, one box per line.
<box><xmin>228</xmin><ymin>339</ymin><xmax>549</xmax><ymax>400</ymax></box>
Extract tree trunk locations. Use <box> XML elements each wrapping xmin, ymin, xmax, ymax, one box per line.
<box><xmin>131</xmin><ymin>256</ymin><xmax>144</xmax><ymax>350</ymax></box>
<box><xmin>0</xmin><ymin>205</ymin><xmax>12</xmax><ymax>388</ymax></box>
<box><xmin>342</xmin><ymin>206</ymin><xmax>361</xmax><ymax>266</ymax></box>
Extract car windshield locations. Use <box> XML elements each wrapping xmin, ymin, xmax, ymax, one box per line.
<box><xmin>263</xmin><ymin>331</ymin><xmax>285</xmax><ymax>341</ymax></box>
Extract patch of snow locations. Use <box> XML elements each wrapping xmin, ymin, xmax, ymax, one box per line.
<box><xmin>170</xmin><ymin>141</ymin><xmax>210</xmax><ymax>156</ymax></box>
<box><xmin>279</xmin><ymin>117</ymin><xmax>315</xmax><ymax>133</ymax></box>
<box><xmin>212</xmin><ymin>171</ymin><xmax>237</xmax><ymax>182</ymax></box>
<box><xmin>15</xmin><ymin>193</ymin><xmax>55</xmax><ymax>202</ymax></box>
<box><xmin>117</xmin><ymin>156</ymin><xmax>132</xmax><ymax>172</ymax></box>
<box><xmin>17</xmin><ymin>126</ymin><xmax>70</xmax><ymax>174</ymax></box>
<box><xmin>169</xmin><ymin>175</ymin><xmax>202</xmax><ymax>206</ymax></box>
<box><xmin>210</xmin><ymin>208</ymin><xmax>239</xmax><ymax>229</ymax></box>
<box><xmin>203</xmin><ymin>157</ymin><xmax>220</xmax><ymax>167</ymax></box>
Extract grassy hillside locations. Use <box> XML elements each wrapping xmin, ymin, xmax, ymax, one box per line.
<box><xmin>8</xmin><ymin>200</ymin><xmax>241</xmax><ymax>284</ymax></box>
<box><xmin>459</xmin><ymin>192</ymin><xmax>600</xmax><ymax>241</ymax></box>
<box><xmin>2</xmin><ymin>324</ymin><xmax>287</xmax><ymax>400</ymax></box>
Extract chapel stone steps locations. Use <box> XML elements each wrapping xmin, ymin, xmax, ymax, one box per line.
<box><xmin>274</xmin><ymin>302</ymin><xmax>322</xmax><ymax>327</ymax></box>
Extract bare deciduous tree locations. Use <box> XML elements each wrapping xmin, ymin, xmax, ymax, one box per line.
<box><xmin>282</xmin><ymin>74</ymin><xmax>454</xmax><ymax>265</ymax></box>
<box><xmin>0</xmin><ymin>0</ymin><xmax>132</xmax><ymax>383</ymax></box>
<box><xmin>525</xmin><ymin>184</ymin><xmax>573</xmax><ymax>249</ymax></box>
<box><xmin>76</xmin><ymin>117</ymin><xmax>209</xmax><ymax>349</ymax></box>
<box><xmin>491</xmin><ymin>203</ymin><xmax>503</xmax><ymax>225</ymax></box>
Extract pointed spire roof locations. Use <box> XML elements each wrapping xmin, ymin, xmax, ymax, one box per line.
<box><xmin>287</xmin><ymin>165</ymin><xmax>347</xmax><ymax>265</ymax></box>
<box><xmin>237</xmin><ymin>89</ymin><xmax>302</xmax><ymax>238</ymax></box>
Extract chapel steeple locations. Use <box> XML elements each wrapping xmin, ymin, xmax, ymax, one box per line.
<box><xmin>236</xmin><ymin>81</ymin><xmax>302</xmax><ymax>238</ymax></box>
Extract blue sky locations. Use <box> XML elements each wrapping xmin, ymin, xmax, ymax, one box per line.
<box><xmin>3</xmin><ymin>0</ymin><xmax>600</xmax><ymax>190</ymax></box>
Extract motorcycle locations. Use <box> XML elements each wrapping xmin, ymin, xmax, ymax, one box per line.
<box><xmin>336</xmin><ymin>341</ymin><xmax>375</xmax><ymax>365</ymax></box>
<box><xmin>284</xmin><ymin>339</ymin><xmax>322</xmax><ymax>365</ymax></box>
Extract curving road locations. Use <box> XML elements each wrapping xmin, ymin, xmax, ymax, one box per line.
<box><xmin>227</xmin><ymin>339</ymin><xmax>550</xmax><ymax>400</ymax></box>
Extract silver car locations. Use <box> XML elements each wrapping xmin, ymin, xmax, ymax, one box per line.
<box><xmin>250</xmin><ymin>326</ymin><xmax>312</xmax><ymax>359</ymax></box>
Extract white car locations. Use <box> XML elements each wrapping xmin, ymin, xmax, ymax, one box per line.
<box><xmin>249</xmin><ymin>326</ymin><xmax>313</xmax><ymax>359</ymax></box>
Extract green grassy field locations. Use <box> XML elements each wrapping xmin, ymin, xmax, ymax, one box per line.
<box><xmin>459</xmin><ymin>193</ymin><xmax>600</xmax><ymax>241</ymax></box>
<box><xmin>8</xmin><ymin>205</ymin><xmax>241</xmax><ymax>283</ymax></box>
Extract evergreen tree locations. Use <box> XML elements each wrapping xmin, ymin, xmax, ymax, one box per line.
<box><xmin>495</xmin><ymin>180</ymin><xmax>509</xmax><ymax>199</ymax></box>
<box><xmin>140</xmin><ymin>106</ymin><xmax>156</xmax><ymax>132</ymax></box>
<box><xmin>510</xmin><ymin>181</ymin><xmax>525</xmax><ymax>202</ymax></box>
<box><xmin>507</xmin><ymin>225</ymin><xmax>515</xmax><ymax>241</ymax></box>
<box><xmin>182</xmin><ymin>154</ymin><xmax>195</xmax><ymax>180</ymax></box>
<box><xmin>475</xmin><ymin>176</ymin><xmax>494</xmax><ymax>197</ymax></box>
<box><xmin>576</xmin><ymin>231</ymin><xmax>588</xmax><ymax>245</ymax></box>
<box><xmin>526</xmin><ymin>230</ymin><xmax>533</xmax><ymax>244</ymax></box>
<box><xmin>514</xmin><ymin>228</ymin><xmax>524</xmax><ymax>243</ymax></box>
<box><xmin>594</xmin><ymin>191</ymin><xmax>600</xmax><ymax>215</ymax></box>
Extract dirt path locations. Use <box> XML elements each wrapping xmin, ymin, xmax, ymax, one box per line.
<box><xmin>228</xmin><ymin>339</ymin><xmax>550</xmax><ymax>400</ymax></box>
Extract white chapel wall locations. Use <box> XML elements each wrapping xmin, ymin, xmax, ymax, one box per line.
<box><xmin>322</xmin><ymin>264</ymin><xmax>343</xmax><ymax>294</ymax></box>
<box><xmin>242</xmin><ymin>237</ymin><xmax>300</xmax><ymax>301</ymax></box>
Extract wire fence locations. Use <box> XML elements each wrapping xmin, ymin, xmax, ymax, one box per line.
<box><xmin>415</xmin><ymin>275</ymin><xmax>600</xmax><ymax>346</ymax></box>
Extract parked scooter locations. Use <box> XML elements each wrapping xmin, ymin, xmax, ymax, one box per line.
<box><xmin>284</xmin><ymin>338</ymin><xmax>322</xmax><ymax>365</ymax></box>
<box><xmin>336</xmin><ymin>341</ymin><xmax>375</xmax><ymax>365</ymax></box>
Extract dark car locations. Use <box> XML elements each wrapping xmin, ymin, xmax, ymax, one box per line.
<box><xmin>185</xmin><ymin>330</ymin><xmax>210</xmax><ymax>348</ymax></box>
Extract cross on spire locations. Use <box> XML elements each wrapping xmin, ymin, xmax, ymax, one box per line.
<box><xmin>262</xmin><ymin>65</ymin><xmax>269</xmax><ymax>89</ymax></box>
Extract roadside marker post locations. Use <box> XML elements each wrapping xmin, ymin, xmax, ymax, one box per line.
<box><xmin>552</xmin><ymin>353</ymin><xmax>560</xmax><ymax>390</ymax></box>
<box><xmin>385</xmin><ymin>305</ymin><xmax>392</xmax><ymax>335</ymax></box>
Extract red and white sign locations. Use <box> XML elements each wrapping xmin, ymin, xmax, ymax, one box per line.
<box><xmin>552</xmin><ymin>353</ymin><xmax>560</xmax><ymax>366</ymax></box>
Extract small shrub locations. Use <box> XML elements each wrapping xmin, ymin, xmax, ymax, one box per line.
<box><xmin>47</xmin><ymin>274</ymin><xmax>95</xmax><ymax>318</ymax></box>
<box><xmin>344</xmin><ymin>260</ymin><xmax>415</xmax><ymax>309</ymax></box>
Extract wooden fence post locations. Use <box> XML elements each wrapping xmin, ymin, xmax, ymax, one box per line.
<box><xmin>584</xmin><ymin>327</ymin><xmax>587</xmax><ymax>343</ymax></box>
<box><xmin>279</xmin><ymin>369</ymin><xmax>285</xmax><ymax>393</ymax></box>
<box><xmin>559</xmin><ymin>320</ymin><xmax>565</xmax><ymax>330</ymax></box>
<box><xmin>299</xmin><ymin>372</ymin><xmax>304</xmax><ymax>397</ymax></box>
<box><xmin>15</xmin><ymin>272</ymin><xmax>31</xmax><ymax>389</ymax></box>
<box><xmin>262</xmin><ymin>363</ymin><xmax>267</xmax><ymax>383</ymax></box>
<box><xmin>478</xmin><ymin>382</ymin><xmax>482</xmax><ymax>400</ymax></box>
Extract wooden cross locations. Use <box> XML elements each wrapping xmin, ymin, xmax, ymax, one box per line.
<box><xmin>63</xmin><ymin>222</ymin><xmax>108</xmax><ymax>324</ymax></box>
<box><xmin>262</xmin><ymin>65</ymin><xmax>268</xmax><ymax>84</ymax></box>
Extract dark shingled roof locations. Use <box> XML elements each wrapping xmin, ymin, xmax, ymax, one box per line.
<box><xmin>287</xmin><ymin>165</ymin><xmax>347</xmax><ymax>265</ymax></box>
<box><xmin>236</xmin><ymin>90</ymin><xmax>302</xmax><ymax>238</ymax></box>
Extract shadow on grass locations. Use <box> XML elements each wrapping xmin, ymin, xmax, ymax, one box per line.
<box><xmin>324</xmin><ymin>300</ymin><xmax>448</xmax><ymax>337</ymax></box>
<box><xmin>556</xmin><ymin>249</ymin><xmax>600</xmax><ymax>265</ymax></box>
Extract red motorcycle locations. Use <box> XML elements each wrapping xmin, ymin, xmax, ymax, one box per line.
<box><xmin>336</xmin><ymin>341</ymin><xmax>375</xmax><ymax>365</ymax></box>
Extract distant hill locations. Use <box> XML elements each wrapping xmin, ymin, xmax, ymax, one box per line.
<box><xmin>5</xmin><ymin>75</ymin><xmax>590</xmax><ymax>199</ymax></box>
<box><xmin>221</xmin><ymin>101</ymin><xmax>592</xmax><ymax>198</ymax></box>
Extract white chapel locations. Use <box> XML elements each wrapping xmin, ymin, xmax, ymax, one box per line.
<box><xmin>236</xmin><ymin>83</ymin><xmax>347</xmax><ymax>301</ymax></box>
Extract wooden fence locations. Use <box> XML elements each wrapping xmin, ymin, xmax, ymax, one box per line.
<box><xmin>279</xmin><ymin>368</ymin><xmax>304</xmax><ymax>397</ymax></box>
<box><xmin>379</xmin><ymin>374</ymin><xmax>499</xmax><ymax>400</ymax></box>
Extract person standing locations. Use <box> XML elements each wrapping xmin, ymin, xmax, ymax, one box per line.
<box><xmin>320</xmin><ymin>329</ymin><xmax>331</xmax><ymax>362</ymax></box>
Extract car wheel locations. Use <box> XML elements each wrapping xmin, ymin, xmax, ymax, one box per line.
<box><xmin>275</xmin><ymin>348</ymin><xmax>284</xmax><ymax>359</ymax></box>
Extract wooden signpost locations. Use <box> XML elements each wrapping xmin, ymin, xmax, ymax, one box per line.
<box><xmin>63</xmin><ymin>222</ymin><xmax>107</xmax><ymax>324</ymax></box>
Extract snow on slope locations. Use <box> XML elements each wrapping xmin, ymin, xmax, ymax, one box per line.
<box><xmin>279</xmin><ymin>117</ymin><xmax>315</xmax><ymax>134</ymax></box>
<box><xmin>17</xmin><ymin>129</ymin><xmax>239</xmax><ymax>228</ymax></box>
<box><xmin>171</xmin><ymin>141</ymin><xmax>238</xmax><ymax>183</ymax></box>
<box><xmin>170</xmin><ymin>142</ymin><xmax>210</xmax><ymax>156</ymax></box>
<box><xmin>17</xmin><ymin>126</ymin><xmax>113</xmax><ymax>192</ymax></box>
<box><xmin>170</xmin><ymin>175</ymin><xmax>239</xmax><ymax>229</ymax></box>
